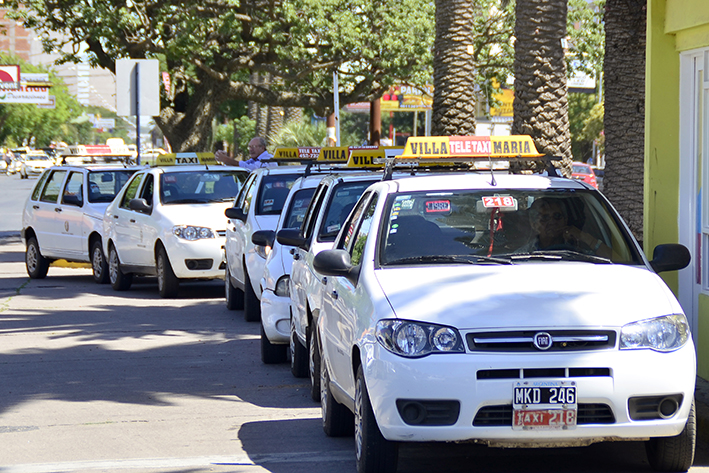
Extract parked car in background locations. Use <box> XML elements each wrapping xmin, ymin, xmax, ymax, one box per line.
<box><xmin>571</xmin><ymin>161</ymin><xmax>599</xmax><ymax>189</ymax></box>
<box><xmin>20</xmin><ymin>151</ymin><xmax>54</xmax><ymax>179</ymax></box>
<box><xmin>21</xmin><ymin>165</ymin><xmax>141</xmax><ymax>282</ymax></box>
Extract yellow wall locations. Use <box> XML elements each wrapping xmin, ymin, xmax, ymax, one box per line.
<box><xmin>645</xmin><ymin>0</ymin><xmax>680</xmax><ymax>294</ymax></box>
<box><xmin>666</xmin><ymin>0</ymin><xmax>709</xmax><ymax>37</ymax></box>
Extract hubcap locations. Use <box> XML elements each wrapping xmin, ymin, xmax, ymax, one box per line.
<box><xmin>92</xmin><ymin>247</ymin><xmax>103</xmax><ymax>277</ymax></box>
<box><xmin>27</xmin><ymin>243</ymin><xmax>37</xmax><ymax>272</ymax></box>
<box><xmin>157</xmin><ymin>255</ymin><xmax>164</xmax><ymax>290</ymax></box>
<box><xmin>355</xmin><ymin>378</ymin><xmax>364</xmax><ymax>460</ymax></box>
<box><xmin>320</xmin><ymin>364</ymin><xmax>328</xmax><ymax>424</ymax></box>
<box><xmin>109</xmin><ymin>249</ymin><xmax>118</xmax><ymax>283</ymax></box>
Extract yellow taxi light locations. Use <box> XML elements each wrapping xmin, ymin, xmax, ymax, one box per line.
<box><xmin>346</xmin><ymin>147</ymin><xmax>404</xmax><ymax>168</ymax></box>
<box><xmin>272</xmin><ymin>147</ymin><xmax>321</xmax><ymax>161</ymax></box>
<box><xmin>400</xmin><ymin>135</ymin><xmax>543</xmax><ymax>160</ymax></box>
<box><xmin>155</xmin><ymin>153</ymin><xmax>218</xmax><ymax>166</ymax></box>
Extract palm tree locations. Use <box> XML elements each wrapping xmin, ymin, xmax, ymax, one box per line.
<box><xmin>603</xmin><ymin>0</ymin><xmax>646</xmax><ymax>243</ymax></box>
<box><xmin>511</xmin><ymin>0</ymin><xmax>573</xmax><ymax>176</ymax></box>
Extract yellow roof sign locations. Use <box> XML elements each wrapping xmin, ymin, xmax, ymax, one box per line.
<box><xmin>347</xmin><ymin>147</ymin><xmax>404</xmax><ymax>168</ymax></box>
<box><xmin>155</xmin><ymin>153</ymin><xmax>218</xmax><ymax>166</ymax></box>
<box><xmin>272</xmin><ymin>147</ymin><xmax>321</xmax><ymax>161</ymax></box>
<box><xmin>400</xmin><ymin>135</ymin><xmax>543</xmax><ymax>160</ymax></box>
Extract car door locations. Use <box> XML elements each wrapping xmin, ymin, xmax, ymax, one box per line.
<box><xmin>33</xmin><ymin>169</ymin><xmax>68</xmax><ymax>255</ymax></box>
<box><xmin>131</xmin><ymin>174</ymin><xmax>157</xmax><ymax>265</ymax></box>
<box><xmin>55</xmin><ymin>171</ymin><xmax>87</xmax><ymax>258</ymax></box>
<box><xmin>226</xmin><ymin>172</ymin><xmax>258</xmax><ymax>286</ymax></box>
<box><xmin>108</xmin><ymin>173</ymin><xmax>145</xmax><ymax>265</ymax></box>
<box><xmin>322</xmin><ymin>192</ymin><xmax>377</xmax><ymax>395</ymax></box>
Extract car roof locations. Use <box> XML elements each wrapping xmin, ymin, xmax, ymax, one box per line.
<box><xmin>47</xmin><ymin>165</ymin><xmax>145</xmax><ymax>172</ymax></box>
<box><xmin>149</xmin><ymin>165</ymin><xmax>248</xmax><ymax>174</ymax></box>
<box><xmin>382</xmin><ymin>172</ymin><xmax>588</xmax><ymax>193</ymax></box>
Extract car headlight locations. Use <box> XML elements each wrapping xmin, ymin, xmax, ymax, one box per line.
<box><xmin>173</xmin><ymin>225</ymin><xmax>215</xmax><ymax>241</ymax></box>
<box><xmin>275</xmin><ymin>275</ymin><xmax>290</xmax><ymax>297</ymax></box>
<box><xmin>375</xmin><ymin>319</ymin><xmax>465</xmax><ymax>358</ymax></box>
<box><xmin>255</xmin><ymin>245</ymin><xmax>271</xmax><ymax>259</ymax></box>
<box><xmin>619</xmin><ymin>314</ymin><xmax>690</xmax><ymax>352</ymax></box>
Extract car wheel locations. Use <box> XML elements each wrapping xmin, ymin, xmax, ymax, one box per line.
<box><xmin>225</xmin><ymin>264</ymin><xmax>244</xmax><ymax>310</ymax></box>
<box><xmin>260</xmin><ymin>322</ymin><xmax>288</xmax><ymax>364</ymax></box>
<box><xmin>109</xmin><ymin>244</ymin><xmax>133</xmax><ymax>291</ymax></box>
<box><xmin>25</xmin><ymin>236</ymin><xmax>49</xmax><ymax>279</ymax></box>
<box><xmin>243</xmin><ymin>264</ymin><xmax>261</xmax><ymax>322</ymax></box>
<box><xmin>645</xmin><ymin>400</ymin><xmax>696</xmax><ymax>472</ymax></box>
<box><xmin>91</xmin><ymin>240</ymin><xmax>109</xmax><ymax>284</ymax></box>
<box><xmin>290</xmin><ymin>316</ymin><xmax>308</xmax><ymax>378</ymax></box>
<box><xmin>156</xmin><ymin>246</ymin><xmax>179</xmax><ymax>298</ymax></box>
<box><xmin>321</xmin><ymin>359</ymin><xmax>354</xmax><ymax>437</ymax></box>
<box><xmin>355</xmin><ymin>366</ymin><xmax>398</xmax><ymax>473</ymax></box>
<box><xmin>309</xmin><ymin>322</ymin><xmax>321</xmax><ymax>402</ymax></box>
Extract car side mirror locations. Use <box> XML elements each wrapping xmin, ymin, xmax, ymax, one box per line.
<box><xmin>650</xmin><ymin>243</ymin><xmax>691</xmax><ymax>273</ymax></box>
<box><xmin>225</xmin><ymin>207</ymin><xmax>247</xmax><ymax>222</ymax></box>
<box><xmin>276</xmin><ymin>229</ymin><xmax>309</xmax><ymax>250</ymax></box>
<box><xmin>313</xmin><ymin>249</ymin><xmax>360</xmax><ymax>285</ymax></box>
<box><xmin>129</xmin><ymin>198</ymin><xmax>152</xmax><ymax>214</ymax></box>
<box><xmin>62</xmin><ymin>194</ymin><xmax>82</xmax><ymax>207</ymax></box>
<box><xmin>252</xmin><ymin>230</ymin><xmax>275</xmax><ymax>248</ymax></box>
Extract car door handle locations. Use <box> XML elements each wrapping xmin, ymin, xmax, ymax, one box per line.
<box><xmin>54</xmin><ymin>208</ymin><xmax>62</xmax><ymax>213</ymax></box>
<box><xmin>130</xmin><ymin>219</ymin><xmax>136</xmax><ymax>223</ymax></box>
<box><xmin>331</xmin><ymin>290</ymin><xmax>338</xmax><ymax>300</ymax></box>
<box><xmin>33</xmin><ymin>205</ymin><xmax>39</xmax><ymax>210</ymax></box>
<box><xmin>113</xmin><ymin>215</ymin><xmax>119</xmax><ymax>219</ymax></box>
<box><xmin>322</xmin><ymin>277</ymin><xmax>327</xmax><ymax>285</ymax></box>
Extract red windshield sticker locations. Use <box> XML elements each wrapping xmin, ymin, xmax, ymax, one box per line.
<box><xmin>482</xmin><ymin>196</ymin><xmax>517</xmax><ymax>209</ymax></box>
<box><xmin>425</xmin><ymin>200</ymin><xmax>451</xmax><ymax>213</ymax></box>
<box><xmin>163</xmin><ymin>175</ymin><xmax>177</xmax><ymax>183</ymax></box>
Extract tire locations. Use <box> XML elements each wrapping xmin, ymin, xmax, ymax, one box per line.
<box><xmin>25</xmin><ymin>236</ymin><xmax>49</xmax><ymax>279</ymax></box>
<box><xmin>260</xmin><ymin>322</ymin><xmax>288</xmax><ymax>364</ymax></box>
<box><xmin>91</xmin><ymin>240</ymin><xmax>109</xmax><ymax>284</ymax></box>
<box><xmin>109</xmin><ymin>244</ymin><xmax>132</xmax><ymax>291</ymax></box>
<box><xmin>290</xmin><ymin>316</ymin><xmax>308</xmax><ymax>378</ymax></box>
<box><xmin>156</xmin><ymin>246</ymin><xmax>179</xmax><ymax>298</ymax></box>
<box><xmin>645</xmin><ymin>400</ymin><xmax>696</xmax><ymax>472</ymax></box>
<box><xmin>243</xmin><ymin>265</ymin><xmax>261</xmax><ymax>322</ymax></box>
<box><xmin>355</xmin><ymin>366</ymin><xmax>398</xmax><ymax>473</ymax></box>
<box><xmin>225</xmin><ymin>264</ymin><xmax>244</xmax><ymax>310</ymax></box>
<box><xmin>321</xmin><ymin>359</ymin><xmax>354</xmax><ymax>437</ymax></box>
<box><xmin>309</xmin><ymin>322</ymin><xmax>322</xmax><ymax>402</ymax></box>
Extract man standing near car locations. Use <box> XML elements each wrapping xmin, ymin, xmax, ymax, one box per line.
<box><xmin>215</xmin><ymin>136</ymin><xmax>276</xmax><ymax>170</ymax></box>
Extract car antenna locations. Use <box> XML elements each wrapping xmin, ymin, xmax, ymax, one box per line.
<box><xmin>488</xmin><ymin>154</ymin><xmax>497</xmax><ymax>186</ymax></box>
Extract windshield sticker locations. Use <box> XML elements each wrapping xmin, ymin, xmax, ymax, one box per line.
<box><xmin>482</xmin><ymin>196</ymin><xmax>518</xmax><ymax>209</ymax></box>
<box><xmin>264</xmin><ymin>199</ymin><xmax>274</xmax><ymax>207</ymax></box>
<box><xmin>327</xmin><ymin>224</ymin><xmax>341</xmax><ymax>234</ymax></box>
<box><xmin>425</xmin><ymin>200</ymin><xmax>451</xmax><ymax>213</ymax></box>
<box><xmin>399</xmin><ymin>199</ymin><xmax>414</xmax><ymax>210</ymax></box>
<box><xmin>389</xmin><ymin>223</ymin><xmax>399</xmax><ymax>234</ymax></box>
<box><xmin>163</xmin><ymin>175</ymin><xmax>177</xmax><ymax>183</ymax></box>
<box><xmin>394</xmin><ymin>195</ymin><xmax>411</xmax><ymax>201</ymax></box>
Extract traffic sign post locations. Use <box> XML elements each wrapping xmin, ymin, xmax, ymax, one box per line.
<box><xmin>116</xmin><ymin>59</ymin><xmax>160</xmax><ymax>164</ymax></box>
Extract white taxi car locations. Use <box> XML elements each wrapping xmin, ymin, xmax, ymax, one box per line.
<box><xmin>19</xmin><ymin>151</ymin><xmax>54</xmax><ymax>179</ymax></box>
<box><xmin>103</xmin><ymin>153</ymin><xmax>248</xmax><ymax>298</ymax></box>
<box><xmin>313</xmin><ymin>136</ymin><xmax>695</xmax><ymax>473</ymax></box>
<box><xmin>22</xmin><ymin>165</ymin><xmax>140</xmax><ymax>282</ymax></box>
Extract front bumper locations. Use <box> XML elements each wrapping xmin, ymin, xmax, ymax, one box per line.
<box><xmin>261</xmin><ymin>288</ymin><xmax>291</xmax><ymax>344</ymax></box>
<box><xmin>362</xmin><ymin>341</ymin><xmax>696</xmax><ymax>445</ymax></box>
<box><xmin>163</xmin><ymin>235</ymin><xmax>227</xmax><ymax>279</ymax></box>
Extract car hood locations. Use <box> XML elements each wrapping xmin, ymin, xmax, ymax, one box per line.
<box><xmin>158</xmin><ymin>202</ymin><xmax>233</xmax><ymax>230</ymax></box>
<box><xmin>374</xmin><ymin>263</ymin><xmax>684</xmax><ymax>330</ymax></box>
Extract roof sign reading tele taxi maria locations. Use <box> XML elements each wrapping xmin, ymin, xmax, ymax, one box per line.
<box><xmin>400</xmin><ymin>135</ymin><xmax>543</xmax><ymax>160</ymax></box>
<box><xmin>156</xmin><ymin>153</ymin><xmax>218</xmax><ymax>166</ymax></box>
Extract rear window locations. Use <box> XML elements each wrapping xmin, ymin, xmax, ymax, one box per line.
<box><xmin>257</xmin><ymin>174</ymin><xmax>300</xmax><ymax>215</ymax></box>
<box><xmin>572</xmin><ymin>164</ymin><xmax>591</xmax><ymax>175</ymax></box>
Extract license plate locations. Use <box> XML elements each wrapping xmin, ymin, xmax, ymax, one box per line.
<box><xmin>512</xmin><ymin>381</ymin><xmax>577</xmax><ymax>430</ymax></box>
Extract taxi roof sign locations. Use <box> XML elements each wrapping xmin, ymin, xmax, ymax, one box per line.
<box><xmin>155</xmin><ymin>153</ymin><xmax>218</xmax><ymax>166</ymax></box>
<box><xmin>272</xmin><ymin>147</ymin><xmax>321</xmax><ymax>161</ymax></box>
<box><xmin>400</xmin><ymin>135</ymin><xmax>543</xmax><ymax>160</ymax></box>
<box><xmin>347</xmin><ymin>147</ymin><xmax>403</xmax><ymax>168</ymax></box>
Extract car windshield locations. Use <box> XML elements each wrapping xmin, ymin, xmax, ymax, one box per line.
<box><xmin>87</xmin><ymin>170</ymin><xmax>138</xmax><ymax>203</ymax></box>
<box><xmin>27</xmin><ymin>155</ymin><xmax>50</xmax><ymax>161</ymax></box>
<box><xmin>379</xmin><ymin>189</ymin><xmax>643</xmax><ymax>266</ymax></box>
<box><xmin>572</xmin><ymin>164</ymin><xmax>591</xmax><ymax>175</ymax></box>
<box><xmin>257</xmin><ymin>174</ymin><xmax>300</xmax><ymax>215</ymax></box>
<box><xmin>282</xmin><ymin>188</ymin><xmax>316</xmax><ymax>230</ymax></box>
<box><xmin>160</xmin><ymin>170</ymin><xmax>246</xmax><ymax>204</ymax></box>
<box><xmin>319</xmin><ymin>180</ymin><xmax>378</xmax><ymax>242</ymax></box>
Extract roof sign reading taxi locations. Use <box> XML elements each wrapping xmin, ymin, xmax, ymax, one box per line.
<box><xmin>400</xmin><ymin>135</ymin><xmax>543</xmax><ymax>160</ymax></box>
<box><xmin>272</xmin><ymin>147</ymin><xmax>321</xmax><ymax>161</ymax></box>
<box><xmin>155</xmin><ymin>153</ymin><xmax>218</xmax><ymax>166</ymax></box>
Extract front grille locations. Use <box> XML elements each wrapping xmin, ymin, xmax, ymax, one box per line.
<box><xmin>477</xmin><ymin>367</ymin><xmax>611</xmax><ymax>380</ymax></box>
<box><xmin>467</xmin><ymin>330</ymin><xmax>616</xmax><ymax>352</ymax></box>
<box><xmin>473</xmin><ymin>404</ymin><xmax>615</xmax><ymax>426</ymax></box>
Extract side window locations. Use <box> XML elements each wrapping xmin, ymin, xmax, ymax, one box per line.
<box><xmin>339</xmin><ymin>192</ymin><xmax>371</xmax><ymax>251</ymax></box>
<box><xmin>242</xmin><ymin>176</ymin><xmax>259</xmax><ymax>215</ymax></box>
<box><xmin>62</xmin><ymin>171</ymin><xmax>84</xmax><ymax>206</ymax></box>
<box><xmin>120</xmin><ymin>174</ymin><xmax>144</xmax><ymax>209</ymax></box>
<box><xmin>303</xmin><ymin>184</ymin><xmax>328</xmax><ymax>238</ymax></box>
<box><xmin>31</xmin><ymin>170</ymin><xmax>51</xmax><ymax>201</ymax></box>
<box><xmin>39</xmin><ymin>170</ymin><xmax>67</xmax><ymax>203</ymax></box>
<box><xmin>348</xmin><ymin>194</ymin><xmax>378</xmax><ymax>266</ymax></box>
<box><xmin>140</xmin><ymin>174</ymin><xmax>154</xmax><ymax>205</ymax></box>
<box><xmin>236</xmin><ymin>174</ymin><xmax>256</xmax><ymax>209</ymax></box>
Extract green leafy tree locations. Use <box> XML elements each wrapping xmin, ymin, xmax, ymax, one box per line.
<box><xmin>10</xmin><ymin>0</ymin><xmax>435</xmax><ymax>152</ymax></box>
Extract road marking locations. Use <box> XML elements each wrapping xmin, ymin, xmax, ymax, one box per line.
<box><xmin>0</xmin><ymin>451</ymin><xmax>353</xmax><ymax>472</ymax></box>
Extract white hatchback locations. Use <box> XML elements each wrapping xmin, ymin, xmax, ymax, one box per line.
<box><xmin>22</xmin><ymin>165</ymin><xmax>140</xmax><ymax>282</ymax></box>
<box><xmin>314</xmin><ymin>170</ymin><xmax>695</xmax><ymax>473</ymax></box>
<box><xmin>103</xmin><ymin>158</ymin><xmax>247</xmax><ymax>297</ymax></box>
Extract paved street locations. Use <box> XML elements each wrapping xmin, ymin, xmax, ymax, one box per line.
<box><xmin>2</xmin><ymin>172</ymin><xmax>709</xmax><ymax>473</ymax></box>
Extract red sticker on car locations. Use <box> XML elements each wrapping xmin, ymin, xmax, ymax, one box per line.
<box><xmin>425</xmin><ymin>200</ymin><xmax>451</xmax><ymax>213</ymax></box>
<box><xmin>482</xmin><ymin>196</ymin><xmax>517</xmax><ymax>208</ymax></box>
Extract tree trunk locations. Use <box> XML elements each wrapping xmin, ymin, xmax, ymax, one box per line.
<box><xmin>511</xmin><ymin>0</ymin><xmax>573</xmax><ymax>176</ymax></box>
<box><xmin>603</xmin><ymin>0</ymin><xmax>646</xmax><ymax>243</ymax></box>
<box><xmin>431</xmin><ymin>0</ymin><xmax>478</xmax><ymax>136</ymax></box>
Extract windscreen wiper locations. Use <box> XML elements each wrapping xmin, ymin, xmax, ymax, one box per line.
<box><xmin>511</xmin><ymin>250</ymin><xmax>612</xmax><ymax>264</ymax></box>
<box><xmin>384</xmin><ymin>255</ymin><xmax>513</xmax><ymax>266</ymax></box>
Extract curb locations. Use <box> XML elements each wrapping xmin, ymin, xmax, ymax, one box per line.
<box><xmin>0</xmin><ymin>231</ymin><xmax>21</xmax><ymax>244</ymax></box>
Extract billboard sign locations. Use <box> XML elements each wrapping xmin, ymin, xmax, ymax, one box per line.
<box><xmin>0</xmin><ymin>65</ymin><xmax>20</xmax><ymax>90</ymax></box>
